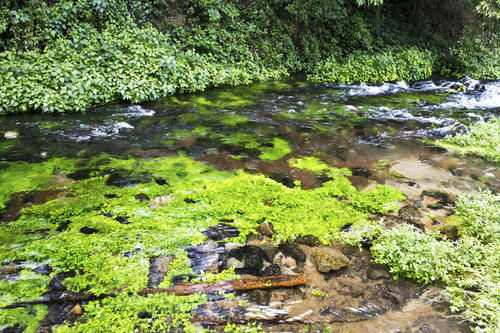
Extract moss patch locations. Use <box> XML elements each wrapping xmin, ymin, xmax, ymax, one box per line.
<box><xmin>0</xmin><ymin>158</ymin><xmax>78</xmax><ymax>213</ymax></box>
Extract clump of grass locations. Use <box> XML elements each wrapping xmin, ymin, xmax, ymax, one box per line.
<box><xmin>432</xmin><ymin>117</ymin><xmax>500</xmax><ymax>164</ymax></box>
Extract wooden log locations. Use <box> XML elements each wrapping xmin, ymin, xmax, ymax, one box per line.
<box><xmin>138</xmin><ymin>274</ymin><xmax>307</xmax><ymax>296</ymax></box>
<box><xmin>2</xmin><ymin>274</ymin><xmax>306</xmax><ymax>308</ymax></box>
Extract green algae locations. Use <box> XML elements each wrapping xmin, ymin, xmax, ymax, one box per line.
<box><xmin>54</xmin><ymin>293</ymin><xmax>207</xmax><ymax>333</ymax></box>
<box><xmin>288</xmin><ymin>156</ymin><xmax>350</xmax><ymax>178</ymax></box>
<box><xmin>165</xmin><ymin>91</ymin><xmax>254</xmax><ymax>110</ymax></box>
<box><xmin>431</xmin><ymin>117</ymin><xmax>500</xmax><ymax>164</ymax></box>
<box><xmin>0</xmin><ymin>155</ymin><xmax>405</xmax><ymax>331</ymax></box>
<box><xmin>0</xmin><ymin>305</ymin><xmax>48</xmax><ymax>333</ymax></box>
<box><xmin>0</xmin><ymin>158</ymin><xmax>78</xmax><ymax>213</ymax></box>
<box><xmin>259</xmin><ymin>138</ymin><xmax>292</xmax><ymax>161</ymax></box>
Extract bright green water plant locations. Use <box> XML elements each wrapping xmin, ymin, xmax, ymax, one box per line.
<box><xmin>0</xmin><ymin>155</ymin><xmax>405</xmax><ymax>331</ymax></box>
<box><xmin>0</xmin><ymin>158</ymin><xmax>78</xmax><ymax>213</ymax></box>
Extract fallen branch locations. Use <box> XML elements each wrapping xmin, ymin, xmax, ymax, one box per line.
<box><xmin>139</xmin><ymin>274</ymin><xmax>307</xmax><ymax>296</ymax></box>
<box><xmin>2</xmin><ymin>274</ymin><xmax>306</xmax><ymax>308</ymax></box>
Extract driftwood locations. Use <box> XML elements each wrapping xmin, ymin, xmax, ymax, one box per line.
<box><xmin>139</xmin><ymin>274</ymin><xmax>306</xmax><ymax>296</ymax></box>
<box><xmin>2</xmin><ymin>274</ymin><xmax>306</xmax><ymax>308</ymax></box>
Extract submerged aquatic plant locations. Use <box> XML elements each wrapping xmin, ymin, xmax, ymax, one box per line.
<box><xmin>0</xmin><ymin>155</ymin><xmax>404</xmax><ymax>331</ymax></box>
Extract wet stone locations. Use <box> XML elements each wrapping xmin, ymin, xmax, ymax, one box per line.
<box><xmin>297</xmin><ymin>234</ymin><xmax>321</xmax><ymax>247</ymax></box>
<box><xmin>115</xmin><ymin>215</ymin><xmax>130</xmax><ymax>224</ymax></box>
<box><xmin>351</xmin><ymin>168</ymin><xmax>371</xmax><ymax>178</ymax></box>
<box><xmin>366</xmin><ymin>265</ymin><xmax>390</xmax><ymax>280</ymax></box>
<box><xmin>203</xmin><ymin>224</ymin><xmax>239</xmax><ymax>241</ymax></box>
<box><xmin>258</xmin><ymin>221</ymin><xmax>274</xmax><ymax>236</ymax></box>
<box><xmin>148</xmin><ymin>255</ymin><xmax>175</xmax><ymax>287</ymax></box>
<box><xmin>154</xmin><ymin>178</ymin><xmax>168</xmax><ymax>185</ymax></box>
<box><xmin>34</xmin><ymin>264</ymin><xmax>52</xmax><ymax>276</ymax></box>
<box><xmin>148</xmin><ymin>195</ymin><xmax>178</xmax><ymax>209</ymax></box>
<box><xmin>71</xmin><ymin>304</ymin><xmax>83</xmax><ymax>315</ymax></box>
<box><xmin>187</xmin><ymin>240</ymin><xmax>221</xmax><ymax>274</ymax></box>
<box><xmin>67</xmin><ymin>169</ymin><xmax>92</xmax><ymax>181</ymax></box>
<box><xmin>80</xmin><ymin>226</ymin><xmax>99</xmax><ymax>234</ymax></box>
<box><xmin>311</xmin><ymin>247</ymin><xmax>350</xmax><ymax>273</ymax></box>
<box><xmin>48</xmin><ymin>271</ymin><xmax>76</xmax><ymax>292</ymax></box>
<box><xmin>279</xmin><ymin>242</ymin><xmax>306</xmax><ymax>265</ymax></box>
<box><xmin>135</xmin><ymin>193</ymin><xmax>150</xmax><ymax>201</ymax></box>
<box><xmin>225</xmin><ymin>245</ymin><xmax>268</xmax><ymax>275</ymax></box>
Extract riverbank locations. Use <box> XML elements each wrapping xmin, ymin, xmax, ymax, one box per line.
<box><xmin>0</xmin><ymin>0</ymin><xmax>498</xmax><ymax>114</ymax></box>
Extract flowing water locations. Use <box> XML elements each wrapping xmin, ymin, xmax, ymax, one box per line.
<box><xmin>0</xmin><ymin>76</ymin><xmax>499</xmax><ymax>332</ymax></box>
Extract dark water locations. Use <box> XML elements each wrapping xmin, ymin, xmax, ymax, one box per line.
<box><xmin>1</xmin><ymin>77</ymin><xmax>499</xmax><ymax>164</ymax></box>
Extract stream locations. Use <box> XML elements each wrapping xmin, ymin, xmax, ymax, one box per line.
<box><xmin>0</xmin><ymin>76</ymin><xmax>499</xmax><ymax>332</ymax></box>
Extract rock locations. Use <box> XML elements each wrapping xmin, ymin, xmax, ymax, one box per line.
<box><xmin>261</xmin><ymin>263</ymin><xmax>281</xmax><ymax>276</ymax></box>
<box><xmin>4</xmin><ymin>131</ymin><xmax>19</xmax><ymax>139</ymax></box>
<box><xmin>258</xmin><ymin>221</ymin><xmax>274</xmax><ymax>236</ymax></box>
<box><xmin>148</xmin><ymin>255</ymin><xmax>175</xmax><ymax>287</ymax></box>
<box><xmin>49</xmin><ymin>271</ymin><xmax>76</xmax><ymax>292</ymax></box>
<box><xmin>226</xmin><ymin>257</ymin><xmax>245</xmax><ymax>269</ymax></box>
<box><xmin>203</xmin><ymin>224</ymin><xmax>239</xmax><ymax>241</ymax></box>
<box><xmin>34</xmin><ymin>264</ymin><xmax>52</xmax><ymax>276</ymax></box>
<box><xmin>154</xmin><ymin>178</ymin><xmax>167</xmax><ymax>185</ymax></box>
<box><xmin>297</xmin><ymin>235</ymin><xmax>320</xmax><ymax>247</ymax></box>
<box><xmin>225</xmin><ymin>242</ymin><xmax>244</xmax><ymax>251</ymax></box>
<box><xmin>366</xmin><ymin>265</ymin><xmax>390</xmax><ymax>280</ymax></box>
<box><xmin>383</xmin><ymin>291</ymin><xmax>404</xmax><ymax>305</ymax></box>
<box><xmin>260</xmin><ymin>245</ymin><xmax>280</xmax><ymax>262</ymax></box>
<box><xmin>442</xmin><ymin>224</ymin><xmax>458</xmax><ymax>240</ymax></box>
<box><xmin>278</xmin><ymin>242</ymin><xmax>306</xmax><ymax>265</ymax></box>
<box><xmin>148</xmin><ymin>195</ymin><xmax>178</xmax><ymax>209</ymax></box>
<box><xmin>187</xmin><ymin>240</ymin><xmax>220</xmax><ymax>274</ymax></box>
<box><xmin>281</xmin><ymin>256</ymin><xmax>297</xmax><ymax>268</ymax></box>
<box><xmin>311</xmin><ymin>247</ymin><xmax>350</xmax><ymax>273</ymax></box>
<box><xmin>80</xmin><ymin>226</ymin><xmax>99</xmax><ymax>234</ymax></box>
<box><xmin>0</xmin><ymin>263</ymin><xmax>22</xmax><ymax>275</ymax></box>
<box><xmin>71</xmin><ymin>304</ymin><xmax>83</xmax><ymax>315</ymax></box>
<box><xmin>134</xmin><ymin>193</ymin><xmax>150</xmax><ymax>202</ymax></box>
<box><xmin>226</xmin><ymin>245</ymin><xmax>268</xmax><ymax>275</ymax></box>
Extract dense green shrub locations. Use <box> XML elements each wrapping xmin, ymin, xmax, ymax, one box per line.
<box><xmin>308</xmin><ymin>47</ymin><xmax>434</xmax><ymax>83</ymax></box>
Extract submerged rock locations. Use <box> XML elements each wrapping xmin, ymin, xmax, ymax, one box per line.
<box><xmin>187</xmin><ymin>240</ymin><xmax>220</xmax><ymax>274</ymax></box>
<box><xmin>148</xmin><ymin>255</ymin><xmax>175</xmax><ymax>287</ymax></box>
<box><xmin>366</xmin><ymin>265</ymin><xmax>390</xmax><ymax>280</ymax></box>
<box><xmin>225</xmin><ymin>245</ymin><xmax>268</xmax><ymax>275</ymax></box>
<box><xmin>311</xmin><ymin>247</ymin><xmax>350</xmax><ymax>273</ymax></box>
<box><xmin>148</xmin><ymin>195</ymin><xmax>178</xmax><ymax>209</ymax></box>
<box><xmin>203</xmin><ymin>223</ymin><xmax>239</xmax><ymax>241</ymax></box>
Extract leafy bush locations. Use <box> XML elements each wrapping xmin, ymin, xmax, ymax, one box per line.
<box><xmin>367</xmin><ymin>191</ymin><xmax>500</xmax><ymax>332</ymax></box>
<box><xmin>308</xmin><ymin>47</ymin><xmax>434</xmax><ymax>83</ymax></box>
<box><xmin>451</xmin><ymin>27</ymin><xmax>500</xmax><ymax>79</ymax></box>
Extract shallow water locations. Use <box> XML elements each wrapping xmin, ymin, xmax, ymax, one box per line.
<box><xmin>0</xmin><ymin>76</ymin><xmax>498</xmax><ymax>331</ymax></box>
